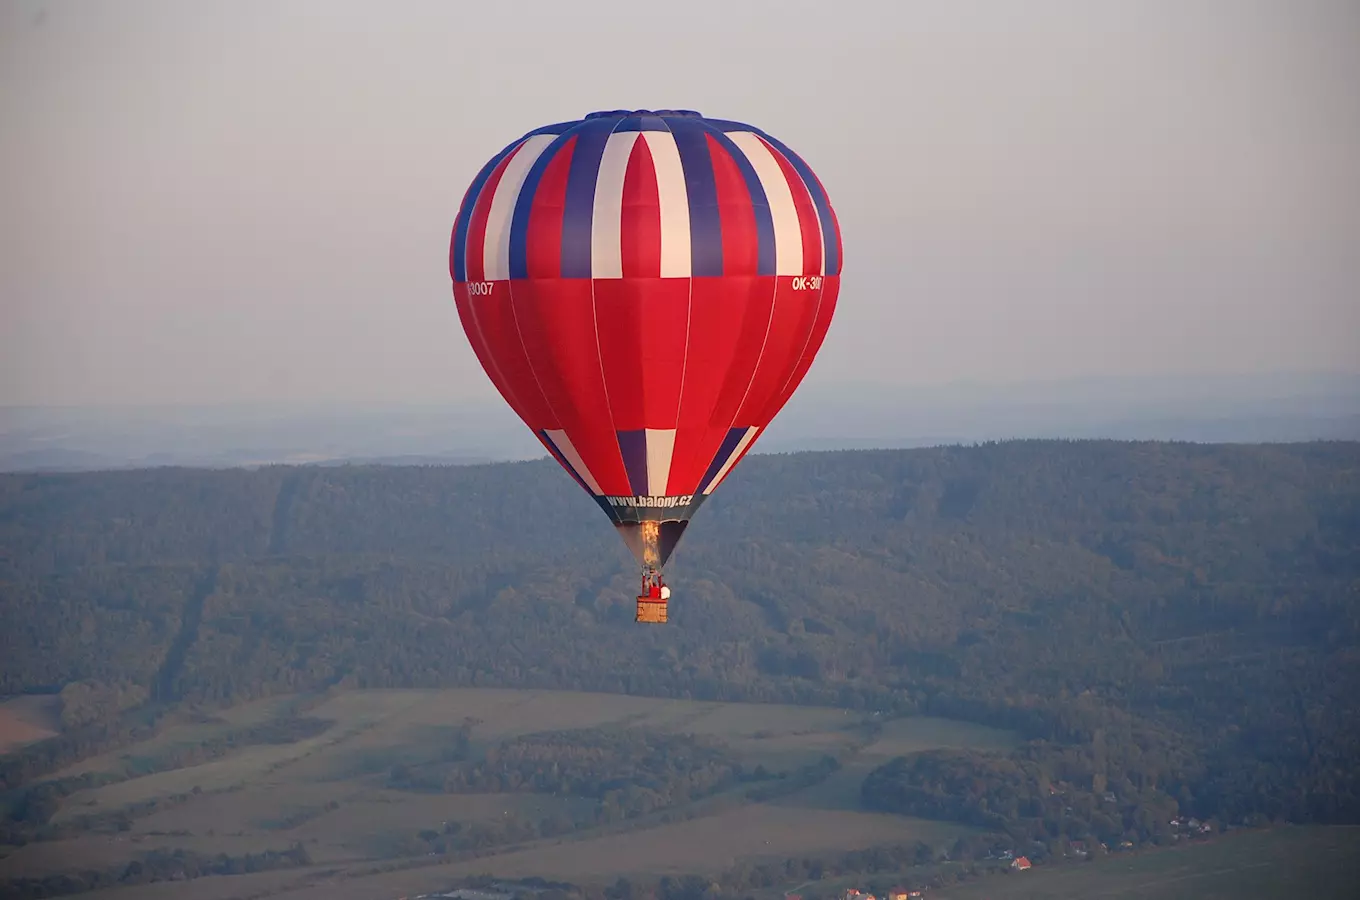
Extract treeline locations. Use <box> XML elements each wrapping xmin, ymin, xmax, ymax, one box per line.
<box><xmin>53</xmin><ymin>681</ymin><xmax>148</xmax><ymax>731</ymax></box>
<box><xmin>2</xmin><ymin>440</ymin><xmax>1358</xmax><ymax>835</ymax></box>
<box><xmin>0</xmin><ymin>709</ymin><xmax>167</xmax><ymax>793</ymax></box>
<box><xmin>424</xmin><ymin>728</ymin><xmax>748</xmax><ymax>799</ymax></box>
<box><xmin>387</xmin><ymin>726</ymin><xmax>777</xmax><ymax>825</ymax></box>
<box><xmin>0</xmin><ymin>843</ymin><xmax>312</xmax><ymax>899</ymax></box>
<box><xmin>449</xmin><ymin>834</ymin><xmax>1027</xmax><ymax>900</ymax></box>
<box><xmin>862</xmin><ymin>747</ymin><xmax>1184</xmax><ymax>853</ymax></box>
<box><xmin>1</xmin><ymin>713</ymin><xmax>333</xmax><ymax>841</ymax></box>
<box><xmin>390</xmin><ymin>752</ymin><xmax>844</xmax><ymax>860</ymax></box>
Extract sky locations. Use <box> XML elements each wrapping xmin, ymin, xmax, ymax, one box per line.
<box><xmin>2</xmin><ymin>0</ymin><xmax>1357</xmax><ymax>407</ymax></box>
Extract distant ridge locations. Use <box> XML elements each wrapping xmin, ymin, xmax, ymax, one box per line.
<box><xmin>3</xmin><ymin>370</ymin><xmax>1356</xmax><ymax>472</ymax></box>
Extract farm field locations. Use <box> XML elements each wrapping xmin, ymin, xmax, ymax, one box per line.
<box><xmin>1</xmin><ymin>688</ymin><xmax>1013</xmax><ymax>894</ymax></box>
<box><xmin>247</xmin><ymin>805</ymin><xmax>972</xmax><ymax>900</ymax></box>
<box><xmin>0</xmin><ymin>695</ymin><xmax>61</xmax><ymax>753</ymax></box>
<box><xmin>933</xmin><ymin>825</ymin><xmax>1360</xmax><ymax>900</ymax></box>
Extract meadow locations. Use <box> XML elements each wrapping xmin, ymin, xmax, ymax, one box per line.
<box><xmin>11</xmin><ymin>689</ymin><xmax>1351</xmax><ymax>900</ymax></box>
<box><xmin>1</xmin><ymin>688</ymin><xmax>1013</xmax><ymax>897</ymax></box>
<box><xmin>933</xmin><ymin>825</ymin><xmax>1360</xmax><ymax>900</ymax></box>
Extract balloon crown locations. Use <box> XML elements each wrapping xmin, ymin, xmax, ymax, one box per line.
<box><xmin>584</xmin><ymin>109</ymin><xmax>704</xmax><ymax>119</ymax></box>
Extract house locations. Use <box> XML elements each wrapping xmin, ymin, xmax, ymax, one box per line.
<box><xmin>1011</xmin><ymin>856</ymin><xmax>1032</xmax><ymax>871</ymax></box>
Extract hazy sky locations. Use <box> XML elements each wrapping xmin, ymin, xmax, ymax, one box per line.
<box><xmin>2</xmin><ymin>0</ymin><xmax>1357</xmax><ymax>406</ymax></box>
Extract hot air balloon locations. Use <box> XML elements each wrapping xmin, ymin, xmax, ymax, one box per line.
<box><xmin>449</xmin><ymin>110</ymin><xmax>841</xmax><ymax>623</ymax></box>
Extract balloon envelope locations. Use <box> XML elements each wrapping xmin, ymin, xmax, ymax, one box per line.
<box><xmin>449</xmin><ymin>110</ymin><xmax>841</xmax><ymax>569</ymax></box>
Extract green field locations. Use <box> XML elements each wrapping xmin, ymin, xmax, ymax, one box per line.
<box><xmin>6</xmin><ymin>692</ymin><xmax>1359</xmax><ymax>900</ymax></box>
<box><xmin>1</xmin><ymin>688</ymin><xmax>1012</xmax><ymax>897</ymax></box>
<box><xmin>934</xmin><ymin>826</ymin><xmax>1360</xmax><ymax>900</ymax></box>
<box><xmin>22</xmin><ymin>689</ymin><xmax>1354</xmax><ymax>900</ymax></box>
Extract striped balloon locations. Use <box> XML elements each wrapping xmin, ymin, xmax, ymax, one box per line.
<box><xmin>449</xmin><ymin>109</ymin><xmax>841</xmax><ymax>571</ymax></box>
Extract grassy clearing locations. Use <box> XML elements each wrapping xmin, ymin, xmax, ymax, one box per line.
<box><xmin>47</xmin><ymin>693</ymin><xmax>315</xmax><ymax>782</ymax></box>
<box><xmin>863</xmin><ymin>717</ymin><xmax>1019</xmax><ymax>759</ymax></box>
<box><xmin>0</xmin><ymin>695</ymin><xmax>61</xmax><ymax>753</ymax></box>
<box><xmin>48</xmin><ymin>728</ymin><xmax>343</xmax><ymax>822</ymax></box>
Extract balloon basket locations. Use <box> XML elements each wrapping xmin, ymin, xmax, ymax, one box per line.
<box><xmin>636</xmin><ymin>597</ymin><xmax>668</xmax><ymax>624</ymax></box>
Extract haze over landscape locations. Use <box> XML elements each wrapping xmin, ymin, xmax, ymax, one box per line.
<box><xmin>2</xmin><ymin>2</ymin><xmax>1359</xmax><ymax>899</ymax></box>
<box><xmin>3</xmin><ymin>370</ymin><xmax>1359</xmax><ymax>472</ymax></box>
<box><xmin>4</xmin><ymin>0</ymin><xmax>1358</xmax><ymax>410</ymax></box>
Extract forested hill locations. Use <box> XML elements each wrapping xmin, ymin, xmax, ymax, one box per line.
<box><xmin>2</xmin><ymin>440</ymin><xmax>1358</xmax><ymax>826</ymax></box>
